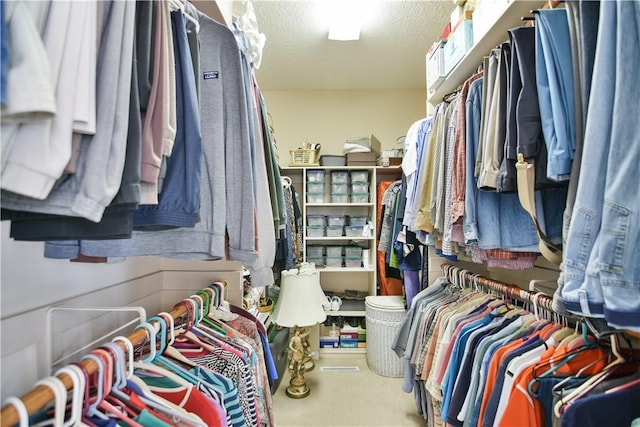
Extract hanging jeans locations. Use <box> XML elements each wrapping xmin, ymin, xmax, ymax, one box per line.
<box><xmin>561</xmin><ymin>0</ymin><xmax>640</xmax><ymax>331</ymax></box>
<box><xmin>536</xmin><ymin>8</ymin><xmax>576</xmax><ymax>182</ymax></box>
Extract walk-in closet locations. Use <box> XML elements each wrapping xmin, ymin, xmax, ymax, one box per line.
<box><xmin>1</xmin><ymin>0</ymin><xmax>639</xmax><ymax>426</ymax></box>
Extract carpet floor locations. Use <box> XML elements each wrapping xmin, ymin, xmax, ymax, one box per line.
<box><xmin>272</xmin><ymin>356</ymin><xmax>424</xmax><ymax>426</ymax></box>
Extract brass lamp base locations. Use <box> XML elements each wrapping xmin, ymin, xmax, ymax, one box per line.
<box><xmin>285</xmin><ymin>375</ymin><xmax>310</xmax><ymax>398</ymax></box>
<box><xmin>286</xmin><ymin>326</ymin><xmax>312</xmax><ymax>398</ymax></box>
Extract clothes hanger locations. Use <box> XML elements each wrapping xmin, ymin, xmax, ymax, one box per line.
<box><xmin>169</xmin><ymin>0</ymin><xmax>200</xmax><ymax>33</ymax></box>
<box><xmin>69</xmin><ymin>362</ymin><xmax>97</xmax><ymax>427</ymax></box>
<box><xmin>55</xmin><ymin>365</ymin><xmax>88</xmax><ymax>427</ymax></box>
<box><xmin>2</xmin><ymin>397</ymin><xmax>29</xmax><ymax>427</ymax></box>
<box><xmin>30</xmin><ymin>376</ymin><xmax>66</xmax><ymax>427</ymax></box>
<box><xmin>554</xmin><ymin>333</ymin><xmax>629</xmax><ymax>417</ymax></box>
<box><xmin>80</xmin><ymin>353</ymin><xmax>108</xmax><ymax>421</ymax></box>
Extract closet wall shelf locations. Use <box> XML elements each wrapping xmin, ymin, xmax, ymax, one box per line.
<box><xmin>319</xmin><ymin>348</ymin><xmax>366</xmax><ymax>355</ymax></box>
<box><xmin>318</xmin><ymin>267</ymin><xmax>375</xmax><ymax>273</ymax></box>
<box><xmin>427</xmin><ymin>0</ymin><xmax>544</xmax><ymax>104</ymax></box>
<box><xmin>306</xmin><ymin>237</ymin><xmax>374</xmax><ymax>242</ymax></box>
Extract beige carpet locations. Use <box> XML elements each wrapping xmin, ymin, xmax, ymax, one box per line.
<box><xmin>272</xmin><ymin>356</ymin><xmax>424</xmax><ymax>426</ymax></box>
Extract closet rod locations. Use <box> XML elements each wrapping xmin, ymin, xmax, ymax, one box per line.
<box><xmin>442</xmin><ymin>264</ymin><xmax>554</xmax><ymax>311</ymax></box>
<box><xmin>0</xmin><ymin>289</ymin><xmax>205</xmax><ymax>426</ymax></box>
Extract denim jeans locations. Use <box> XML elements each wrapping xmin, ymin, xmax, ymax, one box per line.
<box><xmin>536</xmin><ymin>8</ymin><xmax>576</xmax><ymax>182</ymax></box>
<box><xmin>561</xmin><ymin>0</ymin><xmax>640</xmax><ymax>331</ymax></box>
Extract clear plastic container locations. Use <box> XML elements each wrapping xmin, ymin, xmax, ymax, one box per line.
<box><xmin>325</xmin><ymin>256</ymin><xmax>343</xmax><ymax>268</ymax></box>
<box><xmin>307</xmin><ymin>170</ymin><xmax>326</xmax><ymax>182</ymax></box>
<box><xmin>349</xmin><ymin>215</ymin><xmax>368</xmax><ymax>227</ymax></box>
<box><xmin>350</xmin><ymin>181</ymin><xmax>369</xmax><ymax>193</ymax></box>
<box><xmin>344</xmin><ymin>246</ymin><xmax>363</xmax><ymax>258</ymax></box>
<box><xmin>345</xmin><ymin>225</ymin><xmax>364</xmax><ymax>237</ymax></box>
<box><xmin>326</xmin><ymin>225</ymin><xmax>344</xmax><ymax>237</ymax></box>
<box><xmin>307</xmin><ymin>192</ymin><xmax>325</xmax><ymax>203</ymax></box>
<box><xmin>327</xmin><ymin>215</ymin><xmax>346</xmax><ymax>227</ymax></box>
<box><xmin>307</xmin><ymin>225</ymin><xmax>325</xmax><ymax>237</ymax></box>
<box><xmin>344</xmin><ymin>257</ymin><xmax>362</xmax><ymax>268</ymax></box>
<box><xmin>331</xmin><ymin>183</ymin><xmax>348</xmax><ymax>194</ymax></box>
<box><xmin>306</xmin><ymin>182</ymin><xmax>325</xmax><ymax>193</ymax></box>
<box><xmin>351</xmin><ymin>192</ymin><xmax>369</xmax><ymax>203</ymax></box>
<box><xmin>331</xmin><ymin>193</ymin><xmax>349</xmax><ymax>203</ymax></box>
<box><xmin>325</xmin><ymin>246</ymin><xmax>343</xmax><ymax>258</ymax></box>
<box><xmin>331</xmin><ymin>171</ymin><xmax>349</xmax><ymax>183</ymax></box>
<box><xmin>306</xmin><ymin>245</ymin><xmax>324</xmax><ymax>258</ymax></box>
<box><xmin>350</xmin><ymin>170</ymin><xmax>368</xmax><ymax>183</ymax></box>
<box><xmin>306</xmin><ymin>214</ymin><xmax>326</xmax><ymax>227</ymax></box>
<box><xmin>307</xmin><ymin>256</ymin><xmax>324</xmax><ymax>267</ymax></box>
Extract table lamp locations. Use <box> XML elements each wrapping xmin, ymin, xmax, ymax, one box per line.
<box><xmin>270</xmin><ymin>263</ymin><xmax>327</xmax><ymax>398</ymax></box>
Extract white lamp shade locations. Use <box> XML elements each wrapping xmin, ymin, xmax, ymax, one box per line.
<box><xmin>271</xmin><ymin>265</ymin><xmax>327</xmax><ymax>327</ymax></box>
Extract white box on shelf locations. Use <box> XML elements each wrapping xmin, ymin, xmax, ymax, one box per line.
<box><xmin>427</xmin><ymin>40</ymin><xmax>447</xmax><ymax>90</ymax></box>
<box><xmin>443</xmin><ymin>19</ymin><xmax>474</xmax><ymax>76</ymax></box>
<box><xmin>472</xmin><ymin>0</ymin><xmax>512</xmax><ymax>44</ymax></box>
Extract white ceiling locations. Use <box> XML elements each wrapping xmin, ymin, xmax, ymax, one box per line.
<box><xmin>252</xmin><ymin>1</ymin><xmax>456</xmax><ymax>91</ymax></box>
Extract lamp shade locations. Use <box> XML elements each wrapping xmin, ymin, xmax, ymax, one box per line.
<box><xmin>271</xmin><ymin>264</ymin><xmax>327</xmax><ymax>327</ymax></box>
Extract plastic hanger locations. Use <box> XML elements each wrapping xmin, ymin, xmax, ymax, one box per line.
<box><xmin>112</xmin><ymin>336</ymin><xmax>135</xmax><ymax>379</ymax></box>
<box><xmin>79</xmin><ymin>353</ymin><xmax>108</xmax><ymax>420</ymax></box>
<box><xmin>169</xmin><ymin>0</ymin><xmax>200</xmax><ymax>33</ymax></box>
<box><xmin>553</xmin><ymin>333</ymin><xmax>628</xmax><ymax>417</ymax></box>
<box><xmin>3</xmin><ymin>397</ymin><xmax>29</xmax><ymax>427</ymax></box>
<box><xmin>55</xmin><ymin>365</ymin><xmax>88</xmax><ymax>427</ymax></box>
<box><xmin>30</xmin><ymin>376</ymin><xmax>66</xmax><ymax>427</ymax></box>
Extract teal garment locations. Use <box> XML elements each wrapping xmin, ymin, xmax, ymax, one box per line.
<box><xmin>191</xmin><ymin>366</ymin><xmax>246</xmax><ymax>427</ymax></box>
<box><xmin>134</xmin><ymin>409</ymin><xmax>172</xmax><ymax>427</ymax></box>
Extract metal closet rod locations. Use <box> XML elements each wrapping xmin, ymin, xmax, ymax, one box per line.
<box><xmin>442</xmin><ymin>264</ymin><xmax>554</xmax><ymax>311</ymax></box>
<box><xmin>0</xmin><ymin>294</ymin><xmax>201</xmax><ymax>426</ymax></box>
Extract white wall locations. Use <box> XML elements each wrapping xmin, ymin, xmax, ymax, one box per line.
<box><xmin>0</xmin><ymin>222</ymin><xmax>243</xmax><ymax>401</ymax></box>
<box><xmin>263</xmin><ymin>89</ymin><xmax>427</xmax><ymax>167</ymax></box>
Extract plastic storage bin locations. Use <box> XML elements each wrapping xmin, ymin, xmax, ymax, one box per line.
<box><xmin>344</xmin><ymin>257</ymin><xmax>362</xmax><ymax>268</ymax></box>
<box><xmin>345</xmin><ymin>225</ymin><xmax>364</xmax><ymax>237</ymax></box>
<box><xmin>331</xmin><ymin>183</ymin><xmax>348</xmax><ymax>194</ymax></box>
<box><xmin>331</xmin><ymin>171</ymin><xmax>349</xmax><ymax>183</ymax></box>
<box><xmin>306</xmin><ymin>245</ymin><xmax>324</xmax><ymax>258</ymax></box>
<box><xmin>307</xmin><ymin>256</ymin><xmax>324</xmax><ymax>267</ymax></box>
<box><xmin>350</xmin><ymin>170</ymin><xmax>368</xmax><ymax>183</ymax></box>
<box><xmin>331</xmin><ymin>193</ymin><xmax>349</xmax><ymax>203</ymax></box>
<box><xmin>365</xmin><ymin>296</ymin><xmax>406</xmax><ymax>377</ymax></box>
<box><xmin>325</xmin><ymin>246</ymin><xmax>343</xmax><ymax>258</ymax></box>
<box><xmin>307</xmin><ymin>225</ymin><xmax>325</xmax><ymax>237</ymax></box>
<box><xmin>326</xmin><ymin>225</ymin><xmax>344</xmax><ymax>237</ymax></box>
<box><xmin>306</xmin><ymin>182</ymin><xmax>325</xmax><ymax>193</ymax></box>
<box><xmin>344</xmin><ymin>246</ymin><xmax>363</xmax><ymax>258</ymax></box>
<box><xmin>307</xmin><ymin>170</ymin><xmax>326</xmax><ymax>182</ymax></box>
<box><xmin>351</xmin><ymin>192</ymin><xmax>369</xmax><ymax>203</ymax></box>
<box><xmin>351</xmin><ymin>182</ymin><xmax>369</xmax><ymax>193</ymax></box>
<box><xmin>327</xmin><ymin>215</ymin><xmax>346</xmax><ymax>227</ymax></box>
<box><xmin>325</xmin><ymin>256</ymin><xmax>343</xmax><ymax>268</ymax></box>
<box><xmin>306</xmin><ymin>214</ymin><xmax>326</xmax><ymax>227</ymax></box>
<box><xmin>307</xmin><ymin>192</ymin><xmax>325</xmax><ymax>203</ymax></box>
<box><xmin>349</xmin><ymin>215</ymin><xmax>368</xmax><ymax>227</ymax></box>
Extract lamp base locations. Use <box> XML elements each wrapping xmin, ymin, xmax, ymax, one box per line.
<box><xmin>285</xmin><ymin>379</ymin><xmax>310</xmax><ymax>399</ymax></box>
<box><xmin>286</xmin><ymin>326</ymin><xmax>312</xmax><ymax>398</ymax></box>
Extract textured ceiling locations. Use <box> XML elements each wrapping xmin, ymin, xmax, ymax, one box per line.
<box><xmin>252</xmin><ymin>1</ymin><xmax>455</xmax><ymax>91</ymax></box>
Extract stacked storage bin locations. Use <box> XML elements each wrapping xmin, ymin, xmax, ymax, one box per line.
<box><xmin>306</xmin><ymin>169</ymin><xmax>326</xmax><ymax>204</ymax></box>
<box><xmin>330</xmin><ymin>170</ymin><xmax>349</xmax><ymax>203</ymax></box>
<box><xmin>306</xmin><ymin>214</ymin><xmax>325</xmax><ymax>238</ymax></box>
<box><xmin>350</xmin><ymin>170</ymin><xmax>369</xmax><ymax>203</ymax></box>
<box><xmin>325</xmin><ymin>245</ymin><xmax>343</xmax><ymax>268</ymax></box>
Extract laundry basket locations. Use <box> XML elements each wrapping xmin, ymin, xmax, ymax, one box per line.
<box><xmin>365</xmin><ymin>295</ymin><xmax>406</xmax><ymax>377</ymax></box>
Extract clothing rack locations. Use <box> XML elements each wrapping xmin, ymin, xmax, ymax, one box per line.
<box><xmin>0</xmin><ymin>282</ymin><xmax>228</xmax><ymax>426</ymax></box>
<box><xmin>442</xmin><ymin>264</ymin><xmax>554</xmax><ymax>313</ymax></box>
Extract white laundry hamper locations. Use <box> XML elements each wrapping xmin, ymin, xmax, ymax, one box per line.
<box><xmin>365</xmin><ymin>295</ymin><xmax>406</xmax><ymax>377</ymax></box>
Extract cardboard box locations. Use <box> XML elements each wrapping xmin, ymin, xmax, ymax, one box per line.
<box><xmin>320</xmin><ymin>336</ymin><xmax>339</xmax><ymax>348</ymax></box>
<box><xmin>344</xmin><ymin>135</ymin><xmax>381</xmax><ymax>155</ymax></box>
<box><xmin>339</xmin><ymin>337</ymin><xmax>358</xmax><ymax>349</ymax></box>
<box><xmin>346</xmin><ymin>152</ymin><xmax>377</xmax><ymax>166</ymax></box>
<box><xmin>443</xmin><ymin>19</ymin><xmax>474</xmax><ymax>75</ymax></box>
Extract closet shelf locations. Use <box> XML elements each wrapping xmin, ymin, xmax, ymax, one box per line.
<box><xmin>318</xmin><ymin>267</ymin><xmax>375</xmax><ymax>273</ymax></box>
<box><xmin>306</xmin><ymin>203</ymin><xmax>374</xmax><ymax>207</ymax></box>
<box><xmin>306</xmin><ymin>237</ymin><xmax>375</xmax><ymax>242</ymax></box>
<box><xmin>427</xmin><ymin>0</ymin><xmax>544</xmax><ymax>104</ymax></box>
<box><xmin>319</xmin><ymin>348</ymin><xmax>366</xmax><ymax>355</ymax></box>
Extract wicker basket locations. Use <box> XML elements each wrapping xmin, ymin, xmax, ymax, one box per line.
<box><xmin>365</xmin><ymin>295</ymin><xmax>406</xmax><ymax>377</ymax></box>
<box><xmin>289</xmin><ymin>149</ymin><xmax>319</xmax><ymax>166</ymax></box>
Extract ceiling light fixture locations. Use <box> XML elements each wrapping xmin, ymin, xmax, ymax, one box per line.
<box><xmin>327</xmin><ymin>1</ymin><xmax>363</xmax><ymax>41</ymax></box>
